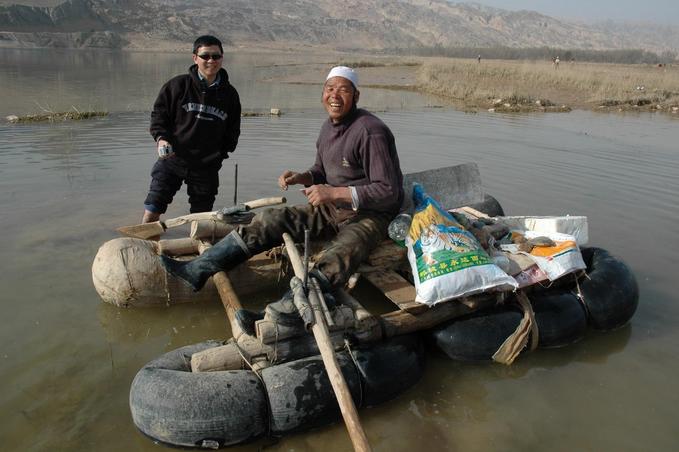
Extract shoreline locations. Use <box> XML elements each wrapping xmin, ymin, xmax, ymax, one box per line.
<box><xmin>250</xmin><ymin>53</ymin><xmax>679</xmax><ymax>116</ymax></box>
<box><xmin>2</xmin><ymin>46</ymin><xmax>677</xmax><ymax>118</ymax></box>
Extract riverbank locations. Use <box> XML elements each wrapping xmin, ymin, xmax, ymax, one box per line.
<box><xmin>270</xmin><ymin>54</ymin><xmax>679</xmax><ymax>115</ymax></box>
<box><xmin>415</xmin><ymin>58</ymin><xmax>679</xmax><ymax>114</ymax></box>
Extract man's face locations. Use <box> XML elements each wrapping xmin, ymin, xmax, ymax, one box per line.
<box><xmin>192</xmin><ymin>45</ymin><xmax>223</xmax><ymax>79</ymax></box>
<box><xmin>322</xmin><ymin>76</ymin><xmax>359</xmax><ymax>123</ymax></box>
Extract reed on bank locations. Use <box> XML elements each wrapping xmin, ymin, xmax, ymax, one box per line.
<box><xmin>7</xmin><ymin>110</ymin><xmax>108</xmax><ymax>123</ymax></box>
<box><xmin>416</xmin><ymin>58</ymin><xmax>679</xmax><ymax>113</ymax></box>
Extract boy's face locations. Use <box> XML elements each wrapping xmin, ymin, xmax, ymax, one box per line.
<box><xmin>192</xmin><ymin>45</ymin><xmax>223</xmax><ymax>80</ymax></box>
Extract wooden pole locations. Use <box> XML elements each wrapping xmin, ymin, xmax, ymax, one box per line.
<box><xmin>282</xmin><ymin>233</ymin><xmax>372</xmax><ymax>452</ymax></box>
<box><xmin>198</xmin><ymin>242</ymin><xmax>245</xmax><ymax>339</ymax></box>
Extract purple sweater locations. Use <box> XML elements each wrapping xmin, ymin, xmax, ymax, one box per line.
<box><xmin>308</xmin><ymin>108</ymin><xmax>403</xmax><ymax>214</ymax></box>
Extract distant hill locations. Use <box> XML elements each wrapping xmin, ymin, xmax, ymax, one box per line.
<box><xmin>0</xmin><ymin>0</ymin><xmax>677</xmax><ymax>56</ymax></box>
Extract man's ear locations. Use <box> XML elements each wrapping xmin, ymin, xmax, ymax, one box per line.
<box><xmin>353</xmin><ymin>89</ymin><xmax>360</xmax><ymax>105</ymax></box>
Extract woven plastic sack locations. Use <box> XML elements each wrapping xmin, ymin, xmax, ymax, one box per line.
<box><xmin>406</xmin><ymin>184</ymin><xmax>517</xmax><ymax>306</ymax></box>
<box><xmin>520</xmin><ymin>230</ymin><xmax>586</xmax><ymax>281</ymax></box>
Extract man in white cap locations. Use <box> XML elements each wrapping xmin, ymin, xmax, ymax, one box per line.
<box><xmin>161</xmin><ymin>66</ymin><xmax>403</xmax><ymax>331</ymax></box>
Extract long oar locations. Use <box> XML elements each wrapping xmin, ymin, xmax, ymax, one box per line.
<box><xmin>118</xmin><ymin>197</ymin><xmax>286</xmax><ymax>239</ymax></box>
<box><xmin>282</xmin><ymin>233</ymin><xmax>371</xmax><ymax>452</ymax></box>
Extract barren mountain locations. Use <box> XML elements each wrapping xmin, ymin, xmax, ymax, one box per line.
<box><xmin>0</xmin><ymin>0</ymin><xmax>677</xmax><ymax>53</ymax></box>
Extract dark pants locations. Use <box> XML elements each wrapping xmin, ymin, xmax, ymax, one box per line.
<box><xmin>144</xmin><ymin>157</ymin><xmax>221</xmax><ymax>214</ymax></box>
<box><xmin>239</xmin><ymin>204</ymin><xmax>393</xmax><ymax>289</ymax></box>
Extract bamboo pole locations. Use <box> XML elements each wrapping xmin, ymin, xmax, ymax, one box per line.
<box><xmin>282</xmin><ymin>233</ymin><xmax>371</xmax><ymax>452</ymax></box>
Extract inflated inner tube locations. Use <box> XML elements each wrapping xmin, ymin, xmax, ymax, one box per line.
<box><xmin>429</xmin><ymin>246</ymin><xmax>637</xmax><ymax>360</ymax></box>
<box><xmin>467</xmin><ymin>193</ymin><xmax>504</xmax><ymax>217</ymax></box>
<box><xmin>130</xmin><ymin>334</ymin><xmax>424</xmax><ymax>448</ymax></box>
<box><xmin>430</xmin><ymin>304</ymin><xmax>523</xmax><ymax>361</ymax></box>
<box><xmin>578</xmin><ymin>247</ymin><xmax>639</xmax><ymax>331</ymax></box>
<box><xmin>531</xmin><ymin>291</ymin><xmax>587</xmax><ymax>348</ymax></box>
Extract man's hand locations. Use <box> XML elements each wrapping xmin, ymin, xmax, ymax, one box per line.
<box><xmin>157</xmin><ymin>138</ymin><xmax>174</xmax><ymax>160</ymax></box>
<box><xmin>278</xmin><ymin>170</ymin><xmax>311</xmax><ymax>190</ymax></box>
<box><xmin>303</xmin><ymin>185</ymin><xmax>351</xmax><ymax>207</ymax></box>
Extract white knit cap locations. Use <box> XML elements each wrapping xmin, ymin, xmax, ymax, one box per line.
<box><xmin>326</xmin><ymin>66</ymin><xmax>358</xmax><ymax>89</ymax></box>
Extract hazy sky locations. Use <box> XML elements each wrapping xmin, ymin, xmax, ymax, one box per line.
<box><xmin>467</xmin><ymin>1</ymin><xmax>679</xmax><ymax>25</ymax></box>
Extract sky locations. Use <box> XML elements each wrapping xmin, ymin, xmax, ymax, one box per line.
<box><xmin>467</xmin><ymin>1</ymin><xmax>679</xmax><ymax>25</ymax></box>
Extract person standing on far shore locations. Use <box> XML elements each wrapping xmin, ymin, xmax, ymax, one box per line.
<box><xmin>141</xmin><ymin>35</ymin><xmax>241</xmax><ymax>224</ymax></box>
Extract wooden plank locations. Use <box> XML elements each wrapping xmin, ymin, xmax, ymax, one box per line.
<box><xmin>366</xmin><ymin>240</ymin><xmax>407</xmax><ymax>269</ymax></box>
<box><xmin>363</xmin><ymin>270</ymin><xmax>427</xmax><ymax>314</ymax></box>
<box><xmin>379</xmin><ymin>293</ymin><xmax>496</xmax><ymax>337</ymax></box>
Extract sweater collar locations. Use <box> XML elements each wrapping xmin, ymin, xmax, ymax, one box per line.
<box><xmin>328</xmin><ymin>106</ymin><xmax>360</xmax><ymax>129</ymax></box>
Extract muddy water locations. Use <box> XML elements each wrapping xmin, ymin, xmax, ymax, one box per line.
<box><xmin>1</xmin><ymin>49</ymin><xmax>678</xmax><ymax>451</ymax></box>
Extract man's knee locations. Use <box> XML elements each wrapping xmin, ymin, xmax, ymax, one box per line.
<box><xmin>187</xmin><ymin>176</ymin><xmax>219</xmax><ymax>213</ymax></box>
<box><xmin>146</xmin><ymin>160</ymin><xmax>183</xmax><ymax>213</ymax></box>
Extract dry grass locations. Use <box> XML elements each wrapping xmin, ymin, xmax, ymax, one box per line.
<box><xmin>416</xmin><ymin>58</ymin><xmax>679</xmax><ymax>113</ymax></box>
<box><xmin>7</xmin><ymin>110</ymin><xmax>108</xmax><ymax>123</ymax></box>
<box><xmin>337</xmin><ymin>59</ymin><xmax>420</xmax><ymax>68</ymax></box>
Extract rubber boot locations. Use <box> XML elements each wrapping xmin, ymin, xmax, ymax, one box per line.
<box><xmin>160</xmin><ymin>230</ymin><xmax>250</xmax><ymax>291</ymax></box>
<box><xmin>309</xmin><ymin>268</ymin><xmax>333</xmax><ymax>293</ymax></box>
<box><xmin>234</xmin><ymin>309</ymin><xmax>264</xmax><ymax>336</ymax></box>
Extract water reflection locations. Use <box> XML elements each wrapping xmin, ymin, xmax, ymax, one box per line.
<box><xmin>1</xmin><ymin>47</ymin><xmax>678</xmax><ymax>451</ymax></box>
<box><xmin>0</xmin><ymin>48</ymin><xmax>435</xmax><ymax>116</ymax></box>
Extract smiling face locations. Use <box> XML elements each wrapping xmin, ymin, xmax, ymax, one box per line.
<box><xmin>322</xmin><ymin>76</ymin><xmax>360</xmax><ymax>123</ymax></box>
<box><xmin>192</xmin><ymin>44</ymin><xmax>223</xmax><ymax>82</ymax></box>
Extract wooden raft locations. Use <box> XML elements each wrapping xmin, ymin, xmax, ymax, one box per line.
<box><xmin>189</xmin><ymin>238</ymin><xmax>496</xmax><ymax>373</ymax></box>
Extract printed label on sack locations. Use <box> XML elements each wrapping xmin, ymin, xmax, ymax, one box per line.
<box><xmin>409</xmin><ymin>203</ymin><xmax>491</xmax><ymax>283</ymax></box>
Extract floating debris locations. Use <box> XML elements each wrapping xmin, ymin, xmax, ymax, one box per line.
<box><xmin>241</xmin><ymin>108</ymin><xmax>283</xmax><ymax>117</ymax></box>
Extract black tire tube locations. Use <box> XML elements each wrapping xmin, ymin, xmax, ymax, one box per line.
<box><xmin>131</xmin><ymin>335</ymin><xmax>425</xmax><ymax>446</ymax></box>
<box><xmin>354</xmin><ymin>333</ymin><xmax>426</xmax><ymax>407</ymax></box>
<box><xmin>530</xmin><ymin>291</ymin><xmax>588</xmax><ymax>348</ymax></box>
<box><xmin>467</xmin><ymin>193</ymin><xmax>505</xmax><ymax>217</ymax></box>
<box><xmin>429</xmin><ymin>305</ymin><xmax>523</xmax><ymax>361</ymax></box>
<box><xmin>263</xmin><ymin>333</ymin><xmax>425</xmax><ymax>435</ymax></box>
<box><xmin>579</xmin><ymin>247</ymin><xmax>639</xmax><ymax>331</ymax></box>
<box><xmin>129</xmin><ymin>340</ymin><xmax>268</xmax><ymax>448</ymax></box>
<box><xmin>263</xmin><ymin>351</ymin><xmax>362</xmax><ymax>435</ymax></box>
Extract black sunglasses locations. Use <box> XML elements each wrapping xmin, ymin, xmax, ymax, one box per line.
<box><xmin>196</xmin><ymin>53</ymin><xmax>223</xmax><ymax>61</ymax></box>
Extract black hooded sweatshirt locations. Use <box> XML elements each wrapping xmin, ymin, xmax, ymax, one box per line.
<box><xmin>150</xmin><ymin>65</ymin><xmax>241</xmax><ymax>168</ymax></box>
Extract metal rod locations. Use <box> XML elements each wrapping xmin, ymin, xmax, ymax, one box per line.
<box><xmin>233</xmin><ymin>163</ymin><xmax>238</xmax><ymax>205</ymax></box>
<box><xmin>312</xmin><ymin>278</ymin><xmax>335</xmax><ymax>327</ymax></box>
<box><xmin>303</xmin><ymin>229</ymin><xmax>310</xmax><ymax>290</ymax></box>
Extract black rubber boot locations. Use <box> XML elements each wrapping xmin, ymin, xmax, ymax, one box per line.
<box><xmin>160</xmin><ymin>230</ymin><xmax>251</xmax><ymax>291</ymax></box>
<box><xmin>309</xmin><ymin>268</ymin><xmax>333</xmax><ymax>293</ymax></box>
<box><xmin>234</xmin><ymin>309</ymin><xmax>264</xmax><ymax>336</ymax></box>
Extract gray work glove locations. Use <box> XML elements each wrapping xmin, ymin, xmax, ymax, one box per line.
<box><xmin>290</xmin><ymin>276</ymin><xmax>315</xmax><ymax>330</ymax></box>
<box><xmin>216</xmin><ymin>204</ymin><xmax>256</xmax><ymax>224</ymax></box>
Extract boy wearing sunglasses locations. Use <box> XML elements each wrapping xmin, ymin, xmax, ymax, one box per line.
<box><xmin>142</xmin><ymin>35</ymin><xmax>241</xmax><ymax>224</ymax></box>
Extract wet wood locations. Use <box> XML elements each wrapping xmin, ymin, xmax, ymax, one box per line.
<box><xmin>362</xmin><ymin>270</ymin><xmax>425</xmax><ymax>313</ymax></box>
<box><xmin>156</xmin><ymin>237</ymin><xmax>202</xmax><ymax>256</ymax></box>
<box><xmin>197</xmin><ymin>242</ymin><xmax>246</xmax><ymax>340</ymax></box>
<box><xmin>255</xmin><ymin>305</ymin><xmax>357</xmax><ymax>344</ymax></box>
<box><xmin>365</xmin><ymin>241</ymin><xmax>407</xmax><ymax>270</ymax></box>
<box><xmin>283</xmin><ymin>233</ymin><xmax>372</xmax><ymax>452</ymax></box>
<box><xmin>190</xmin><ymin>220</ymin><xmax>233</xmax><ymax>240</ymax></box>
<box><xmin>379</xmin><ymin>293</ymin><xmax>497</xmax><ymax>337</ymax></box>
<box><xmin>190</xmin><ymin>321</ymin><xmax>382</xmax><ymax>373</ymax></box>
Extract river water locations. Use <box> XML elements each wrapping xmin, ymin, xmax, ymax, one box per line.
<box><xmin>1</xmin><ymin>49</ymin><xmax>677</xmax><ymax>451</ymax></box>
